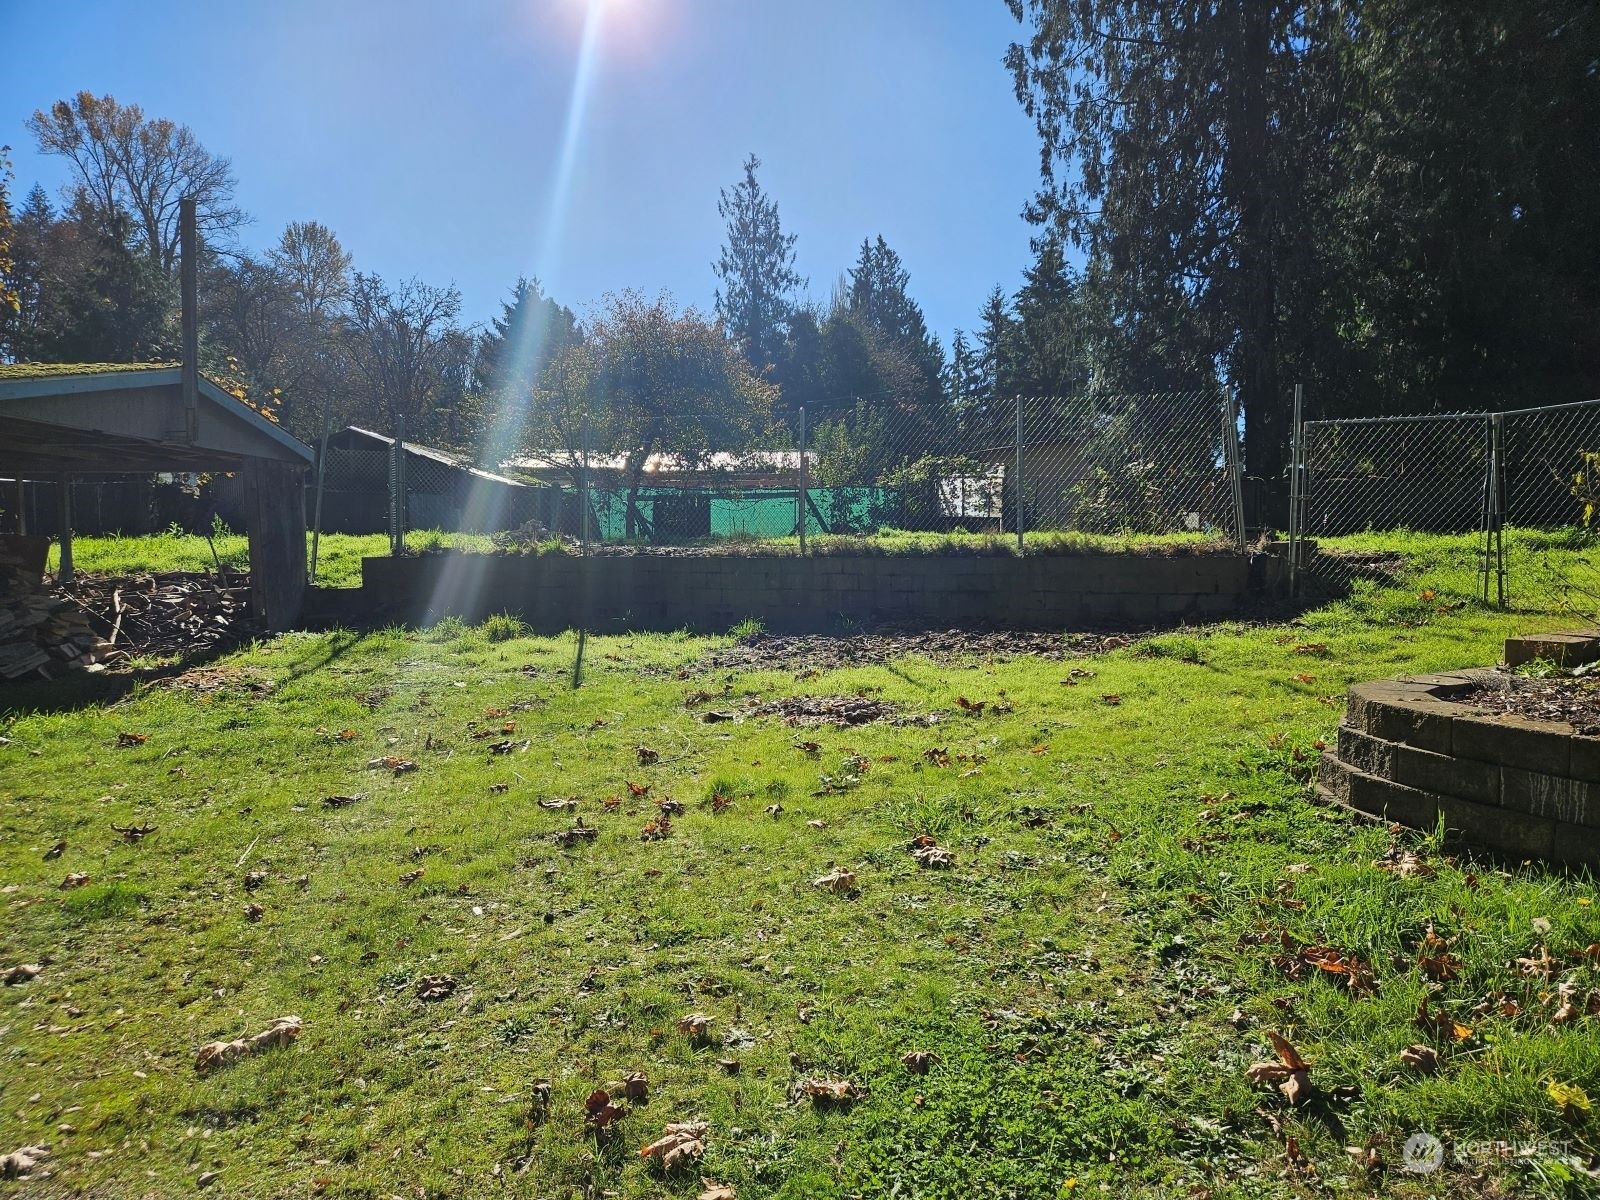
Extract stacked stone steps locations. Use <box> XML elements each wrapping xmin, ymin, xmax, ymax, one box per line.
<box><xmin>1318</xmin><ymin>658</ymin><xmax>1600</xmax><ymax>865</ymax></box>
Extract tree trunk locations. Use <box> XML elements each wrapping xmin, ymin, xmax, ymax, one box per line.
<box><xmin>1229</xmin><ymin>0</ymin><xmax>1284</xmax><ymax>527</ymax></box>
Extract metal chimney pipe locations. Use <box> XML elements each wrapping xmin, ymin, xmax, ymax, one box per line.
<box><xmin>180</xmin><ymin>195</ymin><xmax>198</xmax><ymax>442</ymax></box>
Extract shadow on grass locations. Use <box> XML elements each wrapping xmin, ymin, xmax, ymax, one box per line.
<box><xmin>0</xmin><ymin>628</ymin><xmax>366</xmax><ymax>718</ymax></box>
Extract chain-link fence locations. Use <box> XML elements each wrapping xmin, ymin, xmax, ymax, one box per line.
<box><xmin>496</xmin><ymin>391</ymin><xmax>1245</xmax><ymax>552</ymax></box>
<box><xmin>1288</xmin><ymin>397</ymin><xmax>1600</xmax><ymax>604</ymax></box>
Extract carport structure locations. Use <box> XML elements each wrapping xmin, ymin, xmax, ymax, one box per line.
<box><xmin>0</xmin><ymin>363</ymin><xmax>314</xmax><ymax>630</ymax></box>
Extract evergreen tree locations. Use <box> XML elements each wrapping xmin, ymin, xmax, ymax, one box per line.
<box><xmin>975</xmin><ymin>286</ymin><xmax>1019</xmax><ymax>403</ymax></box>
<box><xmin>477</xmin><ymin>277</ymin><xmax>579</xmax><ymax>399</ymax></box>
<box><xmin>713</xmin><ymin>155</ymin><xmax>804</xmax><ymax>371</ymax></box>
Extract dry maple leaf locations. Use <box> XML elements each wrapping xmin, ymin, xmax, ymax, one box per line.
<box><xmin>641</xmin><ymin>817</ymin><xmax>673</xmax><ymax>841</ymax></box>
<box><xmin>553</xmin><ymin>823</ymin><xmax>599</xmax><ymax>848</ymax></box>
<box><xmin>637</xmin><ymin>745</ymin><xmax>661</xmax><ymax>765</ymax></box>
<box><xmin>399</xmin><ymin>868</ymin><xmax>425</xmax><ymax>885</ymax></box>
<box><xmin>955</xmin><ymin>696</ymin><xmax>986</xmax><ymax>714</ymax></box>
<box><xmin>1101</xmin><ymin>694</ymin><xmax>1123</xmax><ymax>706</ymax></box>
<box><xmin>321</xmin><ymin>793</ymin><xmax>363</xmax><ymax>808</ymax></box>
<box><xmin>639</xmin><ymin>1121</ymin><xmax>708</xmax><ymax>1169</ymax></box>
<box><xmin>112</xmin><ymin>823</ymin><xmax>155</xmax><ymax>843</ymax></box>
<box><xmin>1416</xmin><ymin>998</ymin><xmax>1472</xmax><ymax>1041</ymax></box>
<box><xmin>627</xmin><ymin>781</ymin><xmax>650</xmax><ymax>797</ymax></box>
<box><xmin>806</xmin><ymin>819</ymin><xmax>827</xmax><ymax>829</ymax></box>
<box><xmin>658</xmin><ymin>799</ymin><xmax>686</xmax><ymax>816</ymax></box>
<box><xmin>3</xmin><ymin>964</ymin><xmax>41</xmax><ymax>986</ymax></box>
<box><xmin>43</xmin><ymin>840</ymin><xmax>65</xmax><ymax>860</ymax></box>
<box><xmin>698</xmin><ymin>1182</ymin><xmax>737</xmax><ymax>1200</ymax></box>
<box><xmin>677</xmin><ymin>1012</ymin><xmax>715</xmax><ymax>1038</ymax></box>
<box><xmin>538</xmin><ymin>797</ymin><xmax>579</xmax><ymax>811</ymax></box>
<box><xmin>901</xmin><ymin>1050</ymin><xmax>940</xmax><ymax>1073</ymax></box>
<box><xmin>243</xmin><ymin>870</ymin><xmax>268</xmax><ymax>892</ymax></box>
<box><xmin>765</xmin><ymin>803</ymin><xmax>783</xmax><ymax>817</ymax></box>
<box><xmin>910</xmin><ymin>842</ymin><xmax>955</xmax><ymax>869</ymax></box>
<box><xmin>244</xmin><ymin>903</ymin><xmax>264</xmax><ymax>923</ymax></box>
<box><xmin>59</xmin><ymin>873</ymin><xmax>90</xmax><ymax>890</ymax></box>
<box><xmin>195</xmin><ymin>1016</ymin><xmax>302</xmax><ymax>1073</ymax></box>
<box><xmin>798</xmin><ymin>1078</ymin><xmax>865</xmax><ymax>1104</ymax></box>
<box><xmin>710</xmin><ymin>794</ymin><xmax>733</xmax><ymax>813</ymax></box>
<box><xmin>813</xmin><ymin>867</ymin><xmax>857</xmax><ymax>893</ymax></box>
<box><xmin>415</xmin><ymin>975</ymin><xmax>457</xmax><ymax>1002</ymax></box>
<box><xmin>1245</xmin><ymin>1031</ymin><xmax>1314</xmax><ymax>1106</ymax></box>
<box><xmin>584</xmin><ymin>1088</ymin><xmax>626</xmax><ymax>1129</ymax></box>
<box><xmin>609</xmin><ymin>1071</ymin><xmax>648</xmax><ymax>1102</ymax></box>
<box><xmin>1399</xmin><ymin>1044</ymin><xmax>1439</xmax><ymax>1073</ymax></box>
<box><xmin>116</xmin><ymin>732</ymin><xmax>147</xmax><ymax>747</ymax></box>
<box><xmin>0</xmin><ymin>1145</ymin><xmax>51</xmax><ymax>1179</ymax></box>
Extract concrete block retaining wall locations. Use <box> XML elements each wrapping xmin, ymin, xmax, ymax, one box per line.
<box><xmin>1319</xmin><ymin>661</ymin><xmax>1600</xmax><ymax>864</ymax></box>
<box><xmin>327</xmin><ymin>550</ymin><xmax>1251</xmax><ymax>634</ymax></box>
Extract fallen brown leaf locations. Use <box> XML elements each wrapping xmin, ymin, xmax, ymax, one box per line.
<box><xmin>639</xmin><ymin>1121</ymin><xmax>708</xmax><ymax>1169</ymax></box>
<box><xmin>399</xmin><ymin>868</ymin><xmax>425</xmax><ymax>885</ymax></box>
<box><xmin>609</xmin><ymin>1071</ymin><xmax>648</xmax><ymax>1102</ymax></box>
<box><xmin>901</xmin><ymin>1050</ymin><xmax>940</xmax><ymax>1073</ymax></box>
<box><xmin>584</xmin><ymin>1088</ymin><xmax>626</xmax><ymax>1129</ymax></box>
<box><xmin>797</xmin><ymin>1078</ymin><xmax>865</xmax><ymax>1104</ymax></box>
<box><xmin>43</xmin><ymin>840</ymin><xmax>65</xmax><ymax>860</ymax></box>
<box><xmin>111</xmin><ymin>823</ymin><xmax>155</xmax><ymax>843</ymax></box>
<box><xmin>195</xmin><ymin>1016</ymin><xmax>302</xmax><ymax>1073</ymax></box>
<box><xmin>415</xmin><ymin>975</ymin><xmax>456</xmax><ymax>1002</ymax></box>
<box><xmin>812</xmin><ymin>867</ymin><xmax>857</xmax><ymax>893</ymax></box>
<box><xmin>677</xmin><ymin>1012</ymin><xmax>715</xmax><ymax>1038</ymax></box>
<box><xmin>3</xmin><ymin>964</ymin><xmax>41</xmax><ymax>986</ymax></box>
<box><xmin>698</xmin><ymin>1181</ymin><xmax>737</xmax><ymax>1200</ymax></box>
<box><xmin>0</xmin><ymin>1144</ymin><xmax>51</xmax><ymax>1179</ymax></box>
<box><xmin>1399</xmin><ymin>1044</ymin><xmax>1439</xmax><ymax>1073</ymax></box>
<box><xmin>59</xmin><ymin>873</ymin><xmax>90</xmax><ymax>890</ymax></box>
<box><xmin>116</xmin><ymin>732</ymin><xmax>147</xmax><ymax>747</ymax></box>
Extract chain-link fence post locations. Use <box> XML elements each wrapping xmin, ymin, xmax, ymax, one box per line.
<box><xmin>386</xmin><ymin>417</ymin><xmax>406</xmax><ymax>556</ymax></box>
<box><xmin>1288</xmin><ymin>383</ymin><xmax>1305</xmax><ymax>595</ymax></box>
<box><xmin>1482</xmin><ymin>413</ymin><xmax>1506</xmax><ymax>606</ymax></box>
<box><xmin>797</xmin><ymin>405</ymin><xmax>808</xmax><ymax>556</ymax></box>
<box><xmin>308</xmin><ymin>395</ymin><xmax>332</xmax><ymax>582</ymax></box>
<box><xmin>1222</xmin><ymin>388</ymin><xmax>1246</xmax><ymax>547</ymax></box>
<box><xmin>579</xmin><ymin>411</ymin><xmax>592</xmax><ymax>554</ymax></box>
<box><xmin>1014</xmin><ymin>394</ymin><xmax>1025</xmax><ymax>553</ymax></box>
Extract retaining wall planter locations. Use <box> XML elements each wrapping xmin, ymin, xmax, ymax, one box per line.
<box><xmin>329</xmin><ymin>550</ymin><xmax>1251</xmax><ymax>634</ymax></box>
<box><xmin>1319</xmin><ymin>634</ymin><xmax>1600</xmax><ymax>864</ymax></box>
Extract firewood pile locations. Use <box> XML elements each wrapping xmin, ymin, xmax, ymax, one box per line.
<box><xmin>0</xmin><ymin>559</ymin><xmax>124</xmax><ymax>680</ymax></box>
<box><xmin>0</xmin><ymin>554</ymin><xmax>255</xmax><ymax>681</ymax></box>
<box><xmin>62</xmin><ymin>572</ymin><xmax>257</xmax><ymax>663</ymax></box>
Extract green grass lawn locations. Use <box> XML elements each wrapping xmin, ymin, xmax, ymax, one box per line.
<box><xmin>45</xmin><ymin>530</ymin><xmax>494</xmax><ymax>590</ymax></box>
<box><xmin>3</xmin><ymin>533</ymin><xmax>1599</xmax><ymax>1198</ymax></box>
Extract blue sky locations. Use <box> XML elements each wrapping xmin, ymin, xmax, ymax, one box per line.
<box><xmin>1</xmin><ymin>0</ymin><xmax>1044</xmax><ymax>348</ymax></box>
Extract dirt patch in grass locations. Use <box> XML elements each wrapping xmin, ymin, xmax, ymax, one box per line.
<box><xmin>702</xmin><ymin>630</ymin><xmax>1135</xmax><ymax>674</ymax></box>
<box><xmin>149</xmin><ymin>665</ymin><xmax>275</xmax><ymax>696</ymax></box>
<box><xmin>1461</xmin><ymin>672</ymin><xmax>1600</xmax><ymax>735</ymax></box>
<box><xmin>744</xmin><ymin>694</ymin><xmax>939</xmax><ymax>727</ymax></box>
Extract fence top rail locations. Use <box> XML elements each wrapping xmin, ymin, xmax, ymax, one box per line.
<box><xmin>1304</xmin><ymin>411</ymin><xmax>1489</xmax><ymax>429</ymax></box>
<box><xmin>1305</xmin><ymin>397</ymin><xmax>1600</xmax><ymax>430</ymax></box>
<box><xmin>1493</xmin><ymin>396</ymin><xmax>1600</xmax><ymax>419</ymax></box>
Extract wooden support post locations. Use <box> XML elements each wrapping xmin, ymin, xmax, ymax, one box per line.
<box><xmin>244</xmin><ymin>459</ymin><xmax>307</xmax><ymax>632</ymax></box>
<box><xmin>13</xmin><ymin>479</ymin><xmax>24</xmax><ymax>535</ymax></box>
<box><xmin>56</xmin><ymin>475</ymin><xmax>74</xmax><ymax>585</ymax></box>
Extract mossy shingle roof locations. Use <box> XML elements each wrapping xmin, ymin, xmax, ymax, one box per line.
<box><xmin>0</xmin><ymin>362</ymin><xmax>179</xmax><ymax>380</ymax></box>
